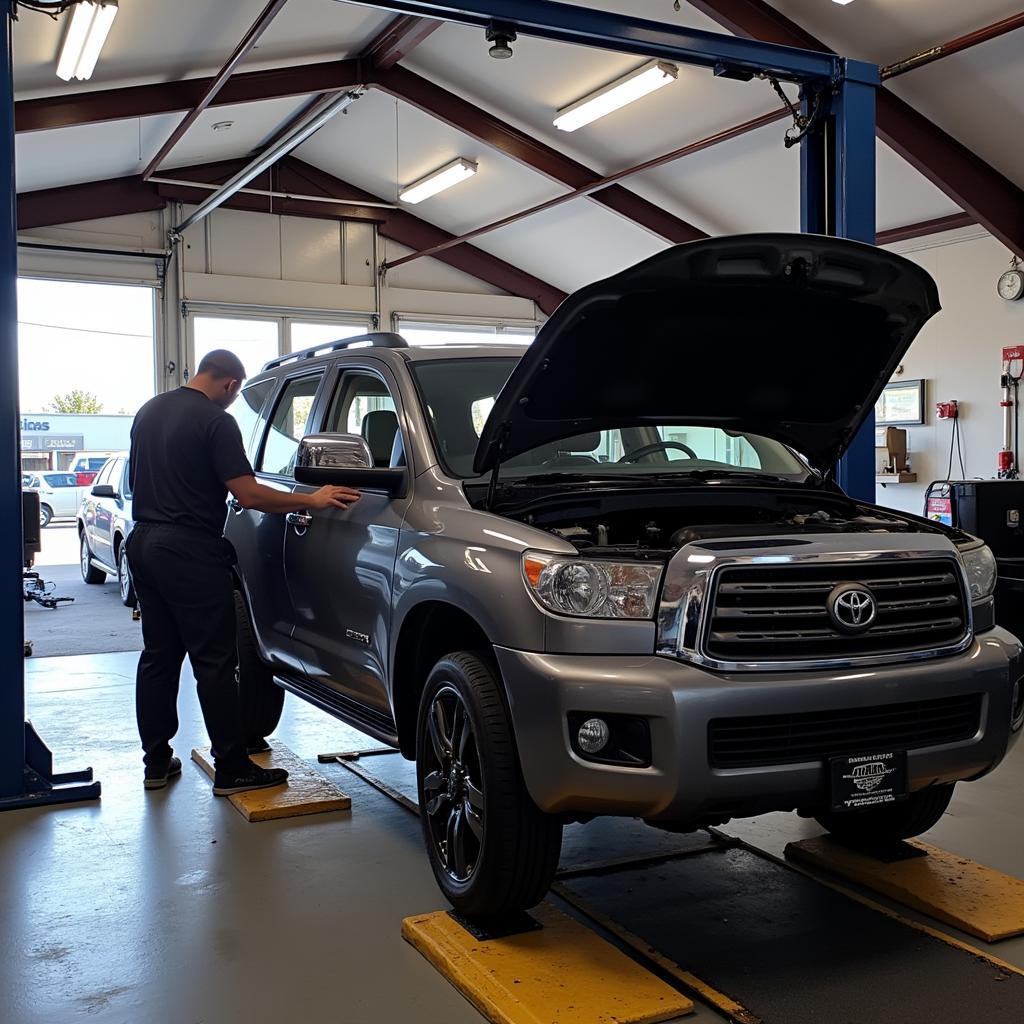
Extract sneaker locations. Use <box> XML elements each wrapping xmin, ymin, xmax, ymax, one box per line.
<box><xmin>212</xmin><ymin>761</ymin><xmax>288</xmax><ymax>797</ymax></box>
<box><xmin>246</xmin><ymin>738</ymin><xmax>272</xmax><ymax>755</ymax></box>
<box><xmin>144</xmin><ymin>756</ymin><xmax>182</xmax><ymax>791</ymax></box>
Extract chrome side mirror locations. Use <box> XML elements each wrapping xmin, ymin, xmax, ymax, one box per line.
<box><xmin>296</xmin><ymin>433</ymin><xmax>374</xmax><ymax>472</ymax></box>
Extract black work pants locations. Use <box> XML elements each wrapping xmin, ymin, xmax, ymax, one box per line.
<box><xmin>126</xmin><ymin>524</ymin><xmax>247</xmax><ymax>772</ymax></box>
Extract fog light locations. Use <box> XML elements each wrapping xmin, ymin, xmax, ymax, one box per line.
<box><xmin>577</xmin><ymin>718</ymin><xmax>610</xmax><ymax>754</ymax></box>
<box><xmin>1012</xmin><ymin>677</ymin><xmax>1024</xmax><ymax>731</ymax></box>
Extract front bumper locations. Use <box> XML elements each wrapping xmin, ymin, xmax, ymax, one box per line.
<box><xmin>495</xmin><ymin>628</ymin><xmax>1023</xmax><ymax>822</ymax></box>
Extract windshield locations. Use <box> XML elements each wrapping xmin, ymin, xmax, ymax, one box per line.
<box><xmin>412</xmin><ymin>357</ymin><xmax>810</xmax><ymax>481</ymax></box>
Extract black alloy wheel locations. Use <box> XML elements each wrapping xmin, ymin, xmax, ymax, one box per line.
<box><xmin>422</xmin><ymin>685</ymin><xmax>485</xmax><ymax>884</ymax></box>
<box><xmin>415</xmin><ymin>652</ymin><xmax>562</xmax><ymax>918</ymax></box>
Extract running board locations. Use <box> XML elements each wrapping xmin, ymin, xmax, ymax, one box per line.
<box><xmin>274</xmin><ymin>673</ymin><xmax>399</xmax><ymax>747</ymax></box>
<box><xmin>90</xmin><ymin>557</ymin><xmax>117</xmax><ymax>575</ymax></box>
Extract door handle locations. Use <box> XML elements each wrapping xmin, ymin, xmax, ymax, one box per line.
<box><xmin>286</xmin><ymin>511</ymin><xmax>313</xmax><ymax>529</ymax></box>
<box><xmin>228</xmin><ymin>498</ymin><xmax>243</xmax><ymax>514</ymax></box>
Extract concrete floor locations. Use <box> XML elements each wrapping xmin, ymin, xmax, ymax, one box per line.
<box><xmin>24</xmin><ymin>525</ymin><xmax>142</xmax><ymax>657</ymax></box>
<box><xmin>2</xmin><ymin>652</ymin><xmax>1022</xmax><ymax>1024</ymax></box>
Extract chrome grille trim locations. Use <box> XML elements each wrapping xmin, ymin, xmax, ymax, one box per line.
<box><xmin>656</xmin><ymin>535</ymin><xmax>974</xmax><ymax>672</ymax></box>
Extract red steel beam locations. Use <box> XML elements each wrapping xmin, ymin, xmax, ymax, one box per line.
<box><xmin>384</xmin><ymin>106</ymin><xmax>788</xmax><ymax>270</ymax></box>
<box><xmin>876</xmin><ymin>211</ymin><xmax>976</xmax><ymax>246</ymax></box>
<box><xmin>882</xmin><ymin>10</ymin><xmax>1024</xmax><ymax>79</ymax></box>
<box><xmin>687</xmin><ymin>0</ymin><xmax>1024</xmax><ymax>258</ymax></box>
<box><xmin>374</xmin><ymin>64</ymin><xmax>707</xmax><ymax>244</ymax></box>
<box><xmin>143</xmin><ymin>0</ymin><xmax>291</xmax><ymax>179</ymax></box>
<box><xmin>363</xmin><ymin>13</ymin><xmax>441</xmax><ymax>69</ymax></box>
<box><xmin>15</xmin><ymin>58</ymin><xmax>364</xmax><ymax>133</ymax></box>
<box><xmin>17</xmin><ymin>175</ymin><xmax>166</xmax><ymax>228</ymax></box>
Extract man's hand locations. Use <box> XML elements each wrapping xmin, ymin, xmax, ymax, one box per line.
<box><xmin>307</xmin><ymin>485</ymin><xmax>361</xmax><ymax>511</ymax></box>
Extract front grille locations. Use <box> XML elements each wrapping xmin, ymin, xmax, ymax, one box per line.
<box><xmin>704</xmin><ymin>558</ymin><xmax>968</xmax><ymax>663</ymax></box>
<box><xmin>708</xmin><ymin>693</ymin><xmax>983</xmax><ymax>768</ymax></box>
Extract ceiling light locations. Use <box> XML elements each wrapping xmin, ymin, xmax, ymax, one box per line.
<box><xmin>399</xmin><ymin>158</ymin><xmax>478</xmax><ymax>204</ymax></box>
<box><xmin>554</xmin><ymin>60</ymin><xmax>678</xmax><ymax>132</ymax></box>
<box><xmin>211</xmin><ymin>121</ymin><xmax>235</xmax><ymax>133</ymax></box>
<box><xmin>56</xmin><ymin>0</ymin><xmax>119</xmax><ymax>82</ymax></box>
<box><xmin>832</xmin><ymin>0</ymin><xmax>856</xmax><ymax>5</ymax></box>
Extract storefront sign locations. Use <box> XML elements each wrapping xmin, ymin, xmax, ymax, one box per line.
<box><xmin>20</xmin><ymin>433</ymin><xmax>84</xmax><ymax>452</ymax></box>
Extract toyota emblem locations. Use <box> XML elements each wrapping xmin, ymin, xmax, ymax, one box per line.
<box><xmin>828</xmin><ymin>583</ymin><xmax>877</xmax><ymax>632</ymax></box>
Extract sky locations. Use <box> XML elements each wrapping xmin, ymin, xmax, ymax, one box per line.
<box><xmin>18</xmin><ymin>278</ymin><xmax>156</xmax><ymax>416</ymax></box>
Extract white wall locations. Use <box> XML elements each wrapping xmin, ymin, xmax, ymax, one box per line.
<box><xmin>18</xmin><ymin>204</ymin><xmax>542</xmax><ymax>391</ymax></box>
<box><xmin>875</xmin><ymin>228</ymin><xmax>1024</xmax><ymax>516</ymax></box>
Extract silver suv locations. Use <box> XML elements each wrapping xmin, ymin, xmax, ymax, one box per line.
<box><xmin>228</xmin><ymin>235</ymin><xmax>1022</xmax><ymax>918</ymax></box>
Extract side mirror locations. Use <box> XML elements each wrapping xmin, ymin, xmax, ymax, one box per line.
<box><xmin>91</xmin><ymin>484</ymin><xmax>116</xmax><ymax>498</ymax></box>
<box><xmin>294</xmin><ymin>433</ymin><xmax>408</xmax><ymax>496</ymax></box>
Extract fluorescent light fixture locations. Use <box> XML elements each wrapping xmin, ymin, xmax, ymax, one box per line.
<box><xmin>56</xmin><ymin>1</ymin><xmax>119</xmax><ymax>82</ymax></box>
<box><xmin>554</xmin><ymin>60</ymin><xmax>678</xmax><ymax>132</ymax></box>
<box><xmin>399</xmin><ymin>158</ymin><xmax>478</xmax><ymax>204</ymax></box>
<box><xmin>832</xmin><ymin>0</ymin><xmax>856</xmax><ymax>4</ymax></box>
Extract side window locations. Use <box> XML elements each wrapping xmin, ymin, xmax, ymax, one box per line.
<box><xmin>231</xmin><ymin>378</ymin><xmax>276</xmax><ymax>462</ymax></box>
<box><xmin>94</xmin><ymin>462</ymin><xmax>114</xmax><ymax>488</ymax></box>
<box><xmin>258</xmin><ymin>373</ymin><xmax>323</xmax><ymax>475</ymax></box>
<box><xmin>109</xmin><ymin>459</ymin><xmax>125</xmax><ymax>493</ymax></box>
<box><xmin>324</xmin><ymin>370</ymin><xmax>399</xmax><ymax>467</ymax></box>
<box><xmin>121</xmin><ymin>459</ymin><xmax>132</xmax><ymax>498</ymax></box>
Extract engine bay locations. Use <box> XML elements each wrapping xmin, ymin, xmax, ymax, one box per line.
<box><xmin>505</xmin><ymin>485</ymin><xmax>940</xmax><ymax>558</ymax></box>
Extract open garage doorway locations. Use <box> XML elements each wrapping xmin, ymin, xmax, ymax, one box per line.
<box><xmin>19</xmin><ymin>277</ymin><xmax>156</xmax><ymax>658</ymax></box>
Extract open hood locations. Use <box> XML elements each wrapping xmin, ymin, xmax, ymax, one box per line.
<box><xmin>474</xmin><ymin>234</ymin><xmax>939</xmax><ymax>475</ymax></box>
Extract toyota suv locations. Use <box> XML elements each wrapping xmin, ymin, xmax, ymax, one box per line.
<box><xmin>227</xmin><ymin>235</ymin><xmax>1022</xmax><ymax>918</ymax></box>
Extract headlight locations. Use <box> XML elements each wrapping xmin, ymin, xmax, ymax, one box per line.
<box><xmin>960</xmin><ymin>542</ymin><xmax>997</xmax><ymax>601</ymax></box>
<box><xmin>522</xmin><ymin>552</ymin><xmax>663</xmax><ymax>619</ymax></box>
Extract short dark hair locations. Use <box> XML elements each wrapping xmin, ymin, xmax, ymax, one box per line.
<box><xmin>197</xmin><ymin>349</ymin><xmax>246</xmax><ymax>382</ymax></box>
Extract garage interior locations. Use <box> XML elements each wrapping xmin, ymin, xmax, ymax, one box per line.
<box><xmin>3</xmin><ymin>2</ymin><xmax>1024</xmax><ymax>1023</ymax></box>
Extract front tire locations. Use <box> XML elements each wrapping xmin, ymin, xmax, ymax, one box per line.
<box><xmin>39</xmin><ymin>504</ymin><xmax>52</xmax><ymax>528</ymax></box>
<box><xmin>234</xmin><ymin>589</ymin><xmax>284</xmax><ymax>742</ymax></box>
<box><xmin>815</xmin><ymin>783</ymin><xmax>955</xmax><ymax>844</ymax></box>
<box><xmin>80</xmin><ymin>532</ymin><xmax>106</xmax><ymax>584</ymax></box>
<box><xmin>117</xmin><ymin>541</ymin><xmax>136</xmax><ymax>607</ymax></box>
<box><xmin>416</xmin><ymin>651</ymin><xmax>562</xmax><ymax>918</ymax></box>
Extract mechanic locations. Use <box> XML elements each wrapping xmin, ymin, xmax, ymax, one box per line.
<box><xmin>127</xmin><ymin>349</ymin><xmax>360</xmax><ymax>795</ymax></box>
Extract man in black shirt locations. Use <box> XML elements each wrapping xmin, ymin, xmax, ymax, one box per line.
<box><xmin>128</xmin><ymin>349</ymin><xmax>359</xmax><ymax>794</ymax></box>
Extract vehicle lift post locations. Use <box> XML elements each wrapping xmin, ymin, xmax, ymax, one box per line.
<box><xmin>0</xmin><ymin>6</ymin><xmax>100</xmax><ymax>811</ymax></box>
<box><xmin>349</xmin><ymin>0</ymin><xmax>880</xmax><ymax>499</ymax></box>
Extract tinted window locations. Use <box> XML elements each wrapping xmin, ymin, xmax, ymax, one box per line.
<box><xmin>231</xmin><ymin>379</ymin><xmax>275</xmax><ymax>462</ymax></box>
<box><xmin>94</xmin><ymin>461</ymin><xmax>115</xmax><ymax>488</ymax></box>
<box><xmin>108</xmin><ymin>459</ymin><xmax>125</xmax><ymax>494</ymax></box>
<box><xmin>258</xmin><ymin>374</ymin><xmax>323</xmax><ymax>475</ymax></box>
<box><xmin>121</xmin><ymin>459</ymin><xmax>132</xmax><ymax>499</ymax></box>
<box><xmin>42</xmin><ymin>473</ymin><xmax>78</xmax><ymax>488</ymax></box>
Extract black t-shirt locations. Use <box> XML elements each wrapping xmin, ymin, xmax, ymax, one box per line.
<box><xmin>129</xmin><ymin>388</ymin><xmax>254</xmax><ymax>536</ymax></box>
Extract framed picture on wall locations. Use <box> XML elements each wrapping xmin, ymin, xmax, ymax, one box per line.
<box><xmin>876</xmin><ymin>378</ymin><xmax>925</xmax><ymax>425</ymax></box>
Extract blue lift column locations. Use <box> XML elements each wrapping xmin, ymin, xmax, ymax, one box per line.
<box><xmin>801</xmin><ymin>59</ymin><xmax>880</xmax><ymax>502</ymax></box>
<box><xmin>0</xmin><ymin>8</ymin><xmax>100</xmax><ymax>811</ymax></box>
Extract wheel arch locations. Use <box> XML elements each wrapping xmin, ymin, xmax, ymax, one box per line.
<box><xmin>391</xmin><ymin>601</ymin><xmax>493</xmax><ymax>759</ymax></box>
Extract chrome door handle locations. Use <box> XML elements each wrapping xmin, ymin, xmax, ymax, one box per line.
<box><xmin>228</xmin><ymin>498</ymin><xmax>243</xmax><ymax>514</ymax></box>
<box><xmin>286</xmin><ymin>511</ymin><xmax>313</xmax><ymax>529</ymax></box>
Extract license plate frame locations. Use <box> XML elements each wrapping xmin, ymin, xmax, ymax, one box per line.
<box><xmin>829</xmin><ymin>750</ymin><xmax>909</xmax><ymax>812</ymax></box>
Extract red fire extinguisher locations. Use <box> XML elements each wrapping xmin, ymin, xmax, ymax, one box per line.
<box><xmin>1001</xmin><ymin>346</ymin><xmax>1024</xmax><ymax>478</ymax></box>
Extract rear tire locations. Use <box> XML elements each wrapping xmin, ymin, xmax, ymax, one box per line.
<box><xmin>116</xmin><ymin>540</ymin><xmax>136</xmax><ymax>607</ymax></box>
<box><xmin>815</xmin><ymin>783</ymin><xmax>955</xmax><ymax>844</ymax></box>
<box><xmin>39</xmin><ymin>504</ymin><xmax>52</xmax><ymax>529</ymax></box>
<box><xmin>80</xmin><ymin>531</ymin><xmax>106</xmax><ymax>584</ymax></box>
<box><xmin>416</xmin><ymin>651</ymin><xmax>562</xmax><ymax>919</ymax></box>
<box><xmin>234</xmin><ymin>589</ymin><xmax>285</xmax><ymax>742</ymax></box>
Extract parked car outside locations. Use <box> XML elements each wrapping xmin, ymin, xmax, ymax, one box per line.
<box><xmin>227</xmin><ymin>235</ymin><xmax>1023</xmax><ymax>919</ymax></box>
<box><xmin>77</xmin><ymin>453</ymin><xmax>135</xmax><ymax>606</ymax></box>
<box><xmin>71</xmin><ymin>454</ymin><xmax>115</xmax><ymax>487</ymax></box>
<box><xmin>23</xmin><ymin>471</ymin><xmax>86</xmax><ymax>527</ymax></box>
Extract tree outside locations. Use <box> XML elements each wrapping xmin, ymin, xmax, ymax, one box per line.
<box><xmin>46</xmin><ymin>389</ymin><xmax>104</xmax><ymax>414</ymax></box>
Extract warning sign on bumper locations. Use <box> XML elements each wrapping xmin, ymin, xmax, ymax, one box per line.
<box><xmin>829</xmin><ymin>750</ymin><xmax>908</xmax><ymax>811</ymax></box>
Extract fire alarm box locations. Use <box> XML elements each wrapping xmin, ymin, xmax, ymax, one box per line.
<box><xmin>1003</xmin><ymin>345</ymin><xmax>1024</xmax><ymax>365</ymax></box>
<box><xmin>936</xmin><ymin>401</ymin><xmax>958</xmax><ymax>420</ymax></box>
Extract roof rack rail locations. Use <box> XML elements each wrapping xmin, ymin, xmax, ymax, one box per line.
<box><xmin>262</xmin><ymin>332</ymin><xmax>408</xmax><ymax>372</ymax></box>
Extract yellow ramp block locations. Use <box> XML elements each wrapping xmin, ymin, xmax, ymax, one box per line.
<box><xmin>403</xmin><ymin>902</ymin><xmax>693</xmax><ymax>1024</ymax></box>
<box><xmin>191</xmin><ymin>743</ymin><xmax>351</xmax><ymax>822</ymax></box>
<box><xmin>786</xmin><ymin>836</ymin><xmax>1024</xmax><ymax>942</ymax></box>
